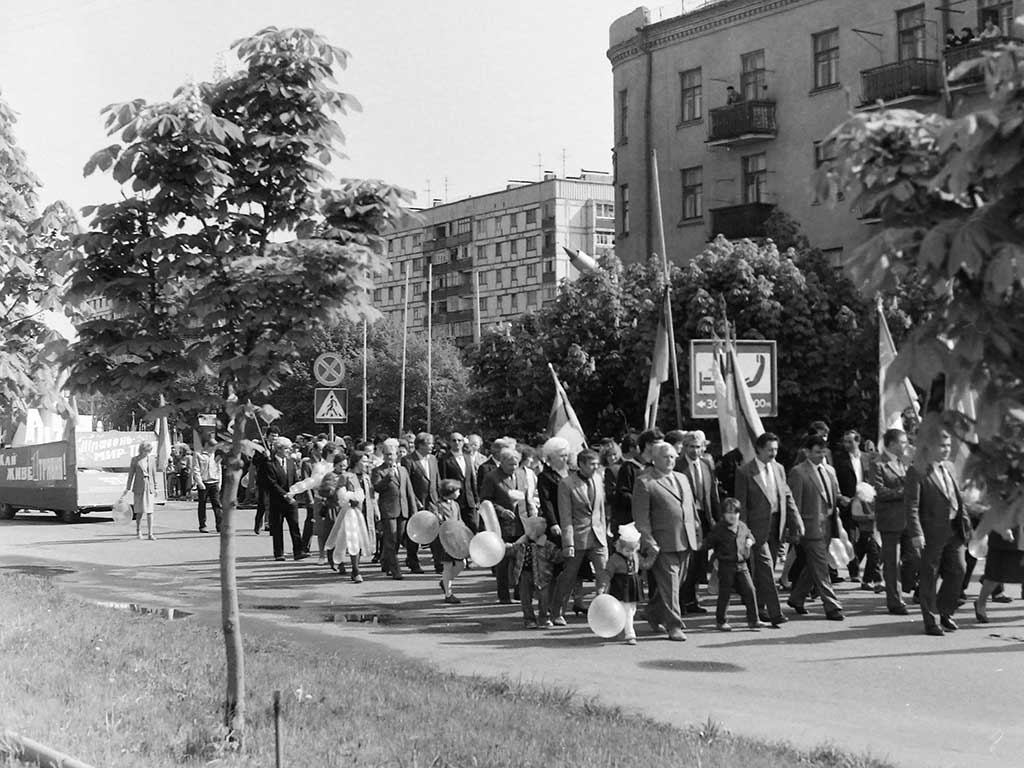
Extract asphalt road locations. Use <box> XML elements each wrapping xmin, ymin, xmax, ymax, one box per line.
<box><xmin>1</xmin><ymin>501</ymin><xmax>1022</xmax><ymax>768</ymax></box>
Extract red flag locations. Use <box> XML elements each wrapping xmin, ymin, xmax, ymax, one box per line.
<box><xmin>547</xmin><ymin>364</ymin><xmax>587</xmax><ymax>458</ymax></box>
<box><xmin>644</xmin><ymin>290</ymin><xmax>671</xmax><ymax>430</ymax></box>
<box><xmin>878</xmin><ymin>301</ymin><xmax>919</xmax><ymax>445</ymax></box>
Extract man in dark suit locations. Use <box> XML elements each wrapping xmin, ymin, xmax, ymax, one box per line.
<box><xmin>905</xmin><ymin>429</ymin><xmax>970</xmax><ymax>636</ymax></box>
<box><xmin>835</xmin><ymin>429</ymin><xmax>881</xmax><ymax>587</ymax></box>
<box><xmin>674</xmin><ymin>430</ymin><xmax>721</xmax><ymax>615</ymax></box>
<box><xmin>611</xmin><ymin>432</ymin><xmax>644</xmax><ymax>530</ymax></box>
<box><xmin>871</xmin><ymin>427</ymin><xmax>916</xmax><ymax>615</ymax></box>
<box><xmin>734</xmin><ymin>432</ymin><xmax>803</xmax><ymax>626</ymax></box>
<box><xmin>479</xmin><ymin>445</ymin><xmax>536</xmax><ymax>603</ymax></box>
<box><xmin>632</xmin><ymin>441</ymin><xmax>699</xmax><ymax>641</ymax></box>
<box><xmin>372</xmin><ymin>438</ymin><xmax>418</xmax><ymax>580</ymax></box>
<box><xmin>787</xmin><ymin>435</ymin><xmax>845</xmax><ymax>620</ymax></box>
<box><xmin>552</xmin><ymin>448</ymin><xmax>609</xmax><ymax>625</ymax></box>
<box><xmin>402</xmin><ymin>432</ymin><xmax>441</xmax><ymax>574</ymax></box>
<box><xmin>476</xmin><ymin>437</ymin><xmax>512</xmax><ymax>490</ymax></box>
<box><xmin>258</xmin><ymin>437</ymin><xmax>307</xmax><ymax>561</ymax></box>
<box><xmin>440</xmin><ymin>431</ymin><xmax>478</xmax><ymax>531</ymax></box>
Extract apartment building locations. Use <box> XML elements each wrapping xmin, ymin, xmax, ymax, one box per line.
<box><xmin>373</xmin><ymin>173</ymin><xmax>615</xmax><ymax>346</ymax></box>
<box><xmin>608</xmin><ymin>0</ymin><xmax>1020</xmax><ymax>265</ymax></box>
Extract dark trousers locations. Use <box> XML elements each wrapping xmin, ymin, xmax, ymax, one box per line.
<box><xmin>494</xmin><ymin>552</ymin><xmax>513</xmax><ymax>602</ymax></box>
<box><xmin>404</xmin><ymin>534</ymin><xmax>421</xmax><ymax>568</ymax></box>
<box><xmin>790</xmin><ymin>538</ymin><xmax>842</xmax><ymax>614</ymax></box>
<box><xmin>197</xmin><ymin>482</ymin><xmax>222</xmax><ymax>531</ymax></box>
<box><xmin>716</xmin><ymin>562</ymin><xmax>758</xmax><ymax>626</ymax></box>
<box><xmin>750</xmin><ymin>541</ymin><xmax>783</xmax><ymax>619</ymax></box>
<box><xmin>852</xmin><ymin>524</ymin><xmax>882</xmax><ymax>583</ymax></box>
<box><xmin>519</xmin><ymin>569</ymin><xmax>537</xmax><ymax>621</ymax></box>
<box><xmin>881</xmin><ymin>529</ymin><xmax>919</xmax><ymax>609</ymax></box>
<box><xmin>680</xmin><ymin>549</ymin><xmax>708</xmax><ymax>609</ymax></box>
<box><xmin>918</xmin><ymin>525</ymin><xmax>966</xmax><ymax>629</ymax></box>
<box><xmin>300</xmin><ymin>505</ymin><xmax>315</xmax><ymax>553</ymax></box>
<box><xmin>269</xmin><ymin>503</ymin><xmax>303</xmax><ymax>559</ymax></box>
<box><xmin>381</xmin><ymin>517</ymin><xmax>407</xmax><ymax>575</ymax></box>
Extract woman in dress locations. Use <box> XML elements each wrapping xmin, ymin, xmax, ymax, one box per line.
<box><xmin>974</xmin><ymin>524</ymin><xmax>1024</xmax><ymax>623</ymax></box>
<box><xmin>126</xmin><ymin>441</ymin><xmax>158</xmax><ymax>540</ymax></box>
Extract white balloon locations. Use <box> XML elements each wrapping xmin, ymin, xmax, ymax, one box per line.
<box><xmin>587</xmin><ymin>594</ymin><xmax>627</xmax><ymax>638</ymax></box>
<box><xmin>407</xmin><ymin>510</ymin><xmax>440</xmax><ymax>545</ymax></box>
<box><xmin>468</xmin><ymin>531</ymin><xmax>505</xmax><ymax>568</ymax></box>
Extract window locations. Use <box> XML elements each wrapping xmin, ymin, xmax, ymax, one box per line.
<box><xmin>496</xmin><ymin>268</ymin><xmax>504</xmax><ymax>285</ymax></box>
<box><xmin>544</xmin><ymin>231</ymin><xmax>555</xmax><ymax>250</ymax></box>
<box><xmin>525</xmin><ymin>208</ymin><xmax>537</xmax><ymax>225</ymax></box>
<box><xmin>494</xmin><ymin>241</ymin><xmax>503</xmax><ymax>260</ymax></box>
<box><xmin>681</xmin><ymin>166</ymin><xmax>703</xmax><ymax>220</ymax></box>
<box><xmin>456</xmin><ymin>218</ymin><xmax>471</xmax><ymax>234</ymax></box>
<box><xmin>510</xmin><ymin>293</ymin><xmax>519</xmax><ymax>312</ymax></box>
<box><xmin>595</xmin><ymin>202</ymin><xmax>614</xmax><ymax>218</ymax></box>
<box><xmin>526</xmin><ymin>236</ymin><xmax>537</xmax><ymax>252</ymax></box>
<box><xmin>511</xmin><ymin>212</ymin><xmax>519</xmax><ymax>231</ymax></box>
<box><xmin>680</xmin><ymin>67</ymin><xmax>702</xmax><ymax>122</ymax></box>
<box><xmin>526</xmin><ymin>262</ymin><xmax>538</xmax><ymax>278</ymax></box>
<box><xmin>544</xmin><ymin>258</ymin><xmax>554</xmax><ymax>273</ymax></box>
<box><xmin>413</xmin><ymin>257</ymin><xmax>423</xmax><ymax>274</ymax></box>
<box><xmin>813</xmin><ymin>139</ymin><xmax>843</xmax><ymax>201</ymax></box>
<box><xmin>510</xmin><ymin>267</ymin><xmax>519</xmax><ymax>285</ymax></box>
<box><xmin>742</xmin><ymin>153</ymin><xmax>768</xmax><ymax>203</ymax></box>
<box><xmin>511</xmin><ymin>239</ymin><xmax>520</xmax><ymax>256</ymax></box>
<box><xmin>618</xmin><ymin>88</ymin><xmax>628</xmax><ymax>143</ymax></box>
<box><xmin>478</xmin><ymin>271</ymin><xmax>489</xmax><ymax>287</ymax></box>
<box><xmin>741</xmin><ymin>50</ymin><xmax>767</xmax><ymax>100</ymax></box>
<box><xmin>387</xmin><ymin>287</ymin><xmax>394</xmax><ymax>302</ymax></box>
<box><xmin>543</xmin><ymin>286</ymin><xmax>556</xmax><ymax>301</ymax></box>
<box><xmin>596</xmin><ymin>232</ymin><xmax>614</xmax><ymax>247</ymax></box>
<box><xmin>620</xmin><ymin>184</ymin><xmax>630</xmax><ymax>234</ymax></box>
<box><xmin>373</xmin><ymin>288</ymin><xmax>382</xmax><ymax>303</ymax></box>
<box><xmin>897</xmin><ymin>5</ymin><xmax>926</xmax><ymax>61</ymax></box>
<box><xmin>413</xmin><ymin>306</ymin><xmax>424</xmax><ymax>321</ymax></box>
<box><xmin>412</xmin><ymin>233</ymin><xmax>422</xmax><ymax>247</ymax></box>
<box><xmin>813</xmin><ymin>29</ymin><xmax>840</xmax><ymax>88</ymax></box>
<box><xmin>388</xmin><ymin>239</ymin><xmax>395</xmax><ymax>253</ymax></box>
<box><xmin>980</xmin><ymin>0</ymin><xmax>1013</xmax><ymax>35</ymax></box>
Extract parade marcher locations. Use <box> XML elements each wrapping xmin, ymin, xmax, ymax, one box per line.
<box><xmin>835</xmin><ymin>429</ymin><xmax>881</xmax><ymax>589</ymax></box>
<box><xmin>632</xmin><ymin>441</ymin><xmax>699</xmax><ymax>641</ymax></box>
<box><xmin>612</xmin><ymin>432</ymin><xmax>644</xmax><ymax>532</ymax></box>
<box><xmin>734</xmin><ymin>432</ymin><xmax>802</xmax><ymax>627</ymax></box>
<box><xmin>324</xmin><ymin>452</ymin><xmax>372</xmax><ymax>583</ymax></box>
<box><xmin>701</xmin><ymin>497</ymin><xmax>760</xmax><ymax>631</ymax></box>
<box><xmin>259</xmin><ymin>437</ymin><xmax>307</xmax><ymax>561</ymax></box>
<box><xmin>676</xmin><ymin>430</ymin><xmax>720</xmax><ymax>615</ymax></box>
<box><xmin>871</xmin><ymin>428</ymin><xmax>916</xmax><ymax>615</ymax></box>
<box><xmin>436</xmin><ymin>479</ymin><xmax>466</xmax><ymax>603</ymax></box>
<box><xmin>466</xmin><ymin>433</ymin><xmax>485</xmax><ymax>471</ymax></box>
<box><xmin>127</xmin><ymin>441</ymin><xmax>158</xmax><ymax>541</ymax></box>
<box><xmin>605</xmin><ymin>522</ymin><xmax>648</xmax><ymax>644</ymax></box>
<box><xmin>479</xmin><ymin>445</ymin><xmax>535</xmax><ymax>604</ymax></box>
<box><xmin>191</xmin><ymin>436</ymin><xmax>222</xmax><ymax>533</ymax></box>
<box><xmin>974</xmin><ymin>524</ymin><xmax>1024</xmax><ymax>623</ymax></box>
<box><xmin>787</xmin><ymin>435</ymin><xmax>845</xmax><ymax>621</ymax></box>
<box><xmin>905</xmin><ymin>428</ymin><xmax>971</xmax><ymax>636</ymax></box>
<box><xmin>440</xmin><ymin>432</ymin><xmax>479</xmax><ymax>531</ymax></box>
<box><xmin>402</xmin><ymin>432</ymin><xmax>442</xmax><ymax>574</ymax></box>
<box><xmin>371</xmin><ymin>438</ymin><xmax>418</xmax><ymax>580</ymax></box>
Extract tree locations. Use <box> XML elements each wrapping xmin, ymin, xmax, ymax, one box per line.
<box><xmin>64</xmin><ymin>28</ymin><xmax>411</xmax><ymax>746</ymax></box>
<box><xmin>821</xmin><ymin>40</ymin><xmax>1024</xmax><ymax>530</ymax></box>
<box><xmin>0</xmin><ymin>92</ymin><xmax>78</xmax><ymax>427</ymax></box>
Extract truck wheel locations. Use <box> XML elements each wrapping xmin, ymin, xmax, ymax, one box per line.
<box><xmin>57</xmin><ymin>508</ymin><xmax>81</xmax><ymax>524</ymax></box>
<box><xmin>0</xmin><ymin>504</ymin><xmax>16</xmax><ymax>520</ymax></box>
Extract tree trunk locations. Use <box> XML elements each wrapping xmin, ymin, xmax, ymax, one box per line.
<box><xmin>219</xmin><ymin>416</ymin><xmax>247</xmax><ymax>747</ymax></box>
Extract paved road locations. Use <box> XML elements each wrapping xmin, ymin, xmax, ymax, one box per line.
<box><xmin>2</xmin><ymin>502</ymin><xmax>1022</xmax><ymax>768</ymax></box>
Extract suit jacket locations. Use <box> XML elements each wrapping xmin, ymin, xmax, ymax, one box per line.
<box><xmin>871</xmin><ymin>452</ymin><xmax>908</xmax><ymax>533</ymax></box>
<box><xmin>632</xmin><ymin>468</ymin><xmax>699</xmax><ymax>553</ymax></box>
<box><xmin>904</xmin><ymin>461</ymin><xmax>970</xmax><ymax>544</ymax></box>
<box><xmin>259</xmin><ymin>454</ymin><xmax>299</xmax><ymax>513</ymax></box>
<box><xmin>439</xmin><ymin>450</ymin><xmax>478</xmax><ymax>525</ymax></box>
<box><xmin>734</xmin><ymin>458</ymin><xmax>801</xmax><ymax>545</ymax></box>
<box><xmin>476</xmin><ymin>457</ymin><xmax>498</xmax><ymax>491</ymax></box>
<box><xmin>479</xmin><ymin>466</ymin><xmax>536</xmax><ymax>541</ymax></box>
<box><xmin>677</xmin><ymin>455</ymin><xmax>721</xmax><ymax>528</ymax></box>
<box><xmin>788</xmin><ymin>460</ymin><xmax>841</xmax><ymax>541</ymax></box>
<box><xmin>537</xmin><ymin>464</ymin><xmax>564</xmax><ymax>544</ymax></box>
<box><xmin>834</xmin><ymin>449</ymin><xmax>874</xmax><ymax>522</ymax></box>
<box><xmin>612</xmin><ymin>457</ymin><xmax>645</xmax><ymax>525</ymax></box>
<box><xmin>403</xmin><ymin>452</ymin><xmax>440</xmax><ymax>510</ymax></box>
<box><xmin>557</xmin><ymin>471</ymin><xmax>608</xmax><ymax>551</ymax></box>
<box><xmin>371</xmin><ymin>464</ymin><xmax>417</xmax><ymax>520</ymax></box>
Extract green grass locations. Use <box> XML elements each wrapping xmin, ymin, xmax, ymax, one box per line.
<box><xmin>0</xmin><ymin>574</ymin><xmax>896</xmax><ymax>768</ymax></box>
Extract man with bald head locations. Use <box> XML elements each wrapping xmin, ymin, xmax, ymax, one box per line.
<box><xmin>632</xmin><ymin>441</ymin><xmax>700</xmax><ymax>641</ymax></box>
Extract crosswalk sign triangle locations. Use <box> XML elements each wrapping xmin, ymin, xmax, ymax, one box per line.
<box><xmin>316</xmin><ymin>391</ymin><xmax>346</xmax><ymax>420</ymax></box>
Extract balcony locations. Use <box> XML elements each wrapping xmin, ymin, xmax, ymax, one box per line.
<box><xmin>708</xmin><ymin>202</ymin><xmax>776</xmax><ymax>241</ymax></box>
<box><xmin>541</xmin><ymin>270</ymin><xmax>557</xmax><ymax>284</ymax></box>
<box><xmin>541</xmin><ymin>215</ymin><xmax>556</xmax><ymax>229</ymax></box>
<box><xmin>945</xmin><ymin>38</ymin><xmax>1019</xmax><ymax>86</ymax></box>
<box><xmin>706</xmin><ymin>101</ymin><xmax>777</xmax><ymax>147</ymax></box>
<box><xmin>859</xmin><ymin>58</ymin><xmax>941</xmax><ymax>107</ymax></box>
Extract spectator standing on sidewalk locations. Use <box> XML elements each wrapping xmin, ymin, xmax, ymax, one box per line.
<box><xmin>191</xmin><ymin>437</ymin><xmax>223</xmax><ymax>533</ymax></box>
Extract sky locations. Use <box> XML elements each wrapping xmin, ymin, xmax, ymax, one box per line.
<box><xmin>0</xmin><ymin>0</ymin><xmax>663</xmax><ymax>214</ymax></box>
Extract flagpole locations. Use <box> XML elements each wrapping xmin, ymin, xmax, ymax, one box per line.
<box><xmin>651</xmin><ymin>149</ymin><xmax>683</xmax><ymax>427</ymax></box>
<box><xmin>361</xmin><ymin>317</ymin><xmax>368</xmax><ymax>441</ymax></box>
<box><xmin>473</xmin><ymin>266</ymin><xmax>482</xmax><ymax>344</ymax></box>
<box><xmin>398</xmin><ymin>262</ymin><xmax>410</xmax><ymax>435</ymax></box>
<box><xmin>426</xmin><ymin>261</ymin><xmax>433</xmax><ymax>434</ymax></box>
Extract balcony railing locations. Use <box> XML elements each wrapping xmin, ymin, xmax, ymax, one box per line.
<box><xmin>860</xmin><ymin>58</ymin><xmax>941</xmax><ymax>105</ymax></box>
<box><xmin>945</xmin><ymin>38</ymin><xmax>1020</xmax><ymax>84</ymax></box>
<box><xmin>709</xmin><ymin>202</ymin><xmax>776</xmax><ymax>240</ymax></box>
<box><xmin>707</xmin><ymin>100</ymin><xmax>777</xmax><ymax>144</ymax></box>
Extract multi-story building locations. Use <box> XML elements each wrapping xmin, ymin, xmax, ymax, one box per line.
<box><xmin>608</xmin><ymin>0</ymin><xmax>1020</xmax><ymax>266</ymax></box>
<box><xmin>374</xmin><ymin>172</ymin><xmax>615</xmax><ymax>346</ymax></box>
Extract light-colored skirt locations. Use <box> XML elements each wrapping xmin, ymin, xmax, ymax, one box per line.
<box><xmin>325</xmin><ymin>506</ymin><xmax>372</xmax><ymax>557</ymax></box>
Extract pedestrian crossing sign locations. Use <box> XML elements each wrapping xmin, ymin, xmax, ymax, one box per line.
<box><xmin>314</xmin><ymin>388</ymin><xmax>348</xmax><ymax>424</ymax></box>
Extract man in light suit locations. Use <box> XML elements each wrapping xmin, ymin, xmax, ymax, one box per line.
<box><xmin>372</xmin><ymin>438</ymin><xmax>418</xmax><ymax>580</ymax></box>
<box><xmin>905</xmin><ymin>429</ymin><xmax>970</xmax><ymax>636</ymax></box>
<box><xmin>552</xmin><ymin>448</ymin><xmax>608</xmax><ymax>626</ymax></box>
<box><xmin>787</xmin><ymin>434</ymin><xmax>845</xmax><ymax>620</ymax></box>
<box><xmin>633</xmin><ymin>441</ymin><xmax>699</xmax><ymax>641</ymax></box>
<box><xmin>403</xmin><ymin>432</ymin><xmax>441</xmax><ymax>574</ymax></box>
<box><xmin>872</xmin><ymin>427</ymin><xmax>916</xmax><ymax>614</ymax></box>
<box><xmin>440</xmin><ymin>432</ymin><xmax>479</xmax><ymax>531</ymax></box>
<box><xmin>675</xmin><ymin>430</ymin><xmax>721</xmax><ymax>615</ymax></box>
<box><xmin>734</xmin><ymin>432</ymin><xmax>803</xmax><ymax>626</ymax></box>
<box><xmin>479</xmin><ymin>446</ymin><xmax>536</xmax><ymax>603</ymax></box>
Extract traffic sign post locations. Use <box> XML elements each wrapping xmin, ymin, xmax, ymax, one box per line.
<box><xmin>313</xmin><ymin>353</ymin><xmax>346</xmax><ymax>387</ymax></box>
<box><xmin>689</xmin><ymin>340</ymin><xmax>777</xmax><ymax>419</ymax></box>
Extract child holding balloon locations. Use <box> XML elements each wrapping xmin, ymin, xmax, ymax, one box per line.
<box><xmin>603</xmin><ymin>523</ymin><xmax>648</xmax><ymax>644</ymax></box>
<box><xmin>437</xmin><ymin>479</ymin><xmax>466</xmax><ymax>604</ymax></box>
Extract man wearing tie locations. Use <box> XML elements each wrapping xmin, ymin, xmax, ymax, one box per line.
<box><xmin>905</xmin><ymin>428</ymin><xmax>971</xmax><ymax>636</ymax></box>
<box><xmin>479</xmin><ymin>446</ymin><xmax>536</xmax><ymax>603</ymax></box>
<box><xmin>372</xmin><ymin>439</ymin><xmax>418</xmax><ymax>580</ymax></box>
<box><xmin>403</xmin><ymin>432</ymin><xmax>441</xmax><ymax>574</ymax></box>
<box><xmin>633</xmin><ymin>441</ymin><xmax>700</xmax><ymax>641</ymax></box>
<box><xmin>677</xmin><ymin>430</ymin><xmax>721</xmax><ymax>615</ymax></box>
<box><xmin>440</xmin><ymin>432</ymin><xmax>479</xmax><ymax>531</ymax></box>
<box><xmin>734</xmin><ymin>432</ymin><xmax>803</xmax><ymax>626</ymax></box>
<box><xmin>872</xmin><ymin>428</ymin><xmax>916</xmax><ymax>614</ymax></box>
<box><xmin>552</xmin><ymin>449</ymin><xmax>608</xmax><ymax>626</ymax></box>
<box><xmin>787</xmin><ymin>434</ymin><xmax>845</xmax><ymax>620</ymax></box>
<box><xmin>258</xmin><ymin>437</ymin><xmax>307</xmax><ymax>562</ymax></box>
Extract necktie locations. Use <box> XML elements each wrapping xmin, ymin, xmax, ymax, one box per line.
<box><xmin>587</xmin><ymin>477</ymin><xmax>596</xmax><ymax>506</ymax></box>
<box><xmin>693</xmin><ymin>461</ymin><xmax>704</xmax><ymax>507</ymax></box>
<box><xmin>817</xmin><ymin>465</ymin><xmax>832</xmax><ymax>508</ymax></box>
<box><xmin>765</xmin><ymin>463</ymin><xmax>778</xmax><ymax>512</ymax></box>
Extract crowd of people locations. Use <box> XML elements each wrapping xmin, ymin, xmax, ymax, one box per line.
<box><xmin>944</xmin><ymin>17</ymin><xmax>1004</xmax><ymax>48</ymax></box>
<box><xmin>130</xmin><ymin>417</ymin><xmax>1023</xmax><ymax>642</ymax></box>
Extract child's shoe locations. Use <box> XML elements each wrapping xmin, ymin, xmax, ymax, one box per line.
<box><xmin>443</xmin><ymin>594</ymin><xmax>461</xmax><ymax>604</ymax></box>
<box><xmin>542</xmin><ymin>619</ymin><xmax>554</xmax><ymax>628</ymax></box>
<box><xmin>747</xmin><ymin>620</ymin><xmax>763</xmax><ymax>630</ymax></box>
<box><xmin>524</xmin><ymin>619</ymin><xmax>539</xmax><ymax>629</ymax></box>
<box><xmin>717</xmin><ymin>622</ymin><xmax>733</xmax><ymax>631</ymax></box>
<box><xmin>624</xmin><ymin>635</ymin><xmax>637</xmax><ymax>645</ymax></box>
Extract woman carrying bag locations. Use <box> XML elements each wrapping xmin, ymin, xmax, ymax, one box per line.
<box><xmin>127</xmin><ymin>441</ymin><xmax>158</xmax><ymax>540</ymax></box>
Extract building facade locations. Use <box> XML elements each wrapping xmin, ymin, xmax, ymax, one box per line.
<box><xmin>608</xmin><ymin>0</ymin><xmax>1020</xmax><ymax>266</ymax></box>
<box><xmin>374</xmin><ymin>173</ymin><xmax>615</xmax><ymax>346</ymax></box>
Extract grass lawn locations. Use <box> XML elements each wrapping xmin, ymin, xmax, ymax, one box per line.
<box><xmin>0</xmin><ymin>573</ymin><xmax>896</xmax><ymax>767</ymax></box>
